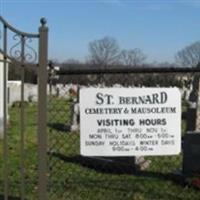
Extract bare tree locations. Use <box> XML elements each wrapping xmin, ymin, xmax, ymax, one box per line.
<box><xmin>175</xmin><ymin>41</ymin><xmax>200</xmax><ymax>67</ymax></box>
<box><xmin>120</xmin><ymin>48</ymin><xmax>146</xmax><ymax>66</ymax></box>
<box><xmin>88</xmin><ymin>36</ymin><xmax>120</xmax><ymax>66</ymax></box>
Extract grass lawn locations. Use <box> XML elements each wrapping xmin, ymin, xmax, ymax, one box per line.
<box><xmin>0</xmin><ymin>103</ymin><xmax>38</xmax><ymax>199</ymax></box>
<box><xmin>0</xmin><ymin>97</ymin><xmax>200</xmax><ymax>200</ymax></box>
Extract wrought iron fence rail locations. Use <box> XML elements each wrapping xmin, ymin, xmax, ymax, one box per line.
<box><xmin>57</xmin><ymin>65</ymin><xmax>200</xmax><ymax>75</ymax></box>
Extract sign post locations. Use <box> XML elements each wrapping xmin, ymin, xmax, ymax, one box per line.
<box><xmin>80</xmin><ymin>88</ymin><xmax>181</xmax><ymax>156</ymax></box>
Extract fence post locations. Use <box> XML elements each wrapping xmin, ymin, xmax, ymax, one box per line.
<box><xmin>38</xmin><ymin>18</ymin><xmax>48</xmax><ymax>200</ymax></box>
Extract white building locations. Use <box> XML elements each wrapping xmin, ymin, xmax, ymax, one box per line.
<box><xmin>0</xmin><ymin>54</ymin><xmax>8</xmax><ymax>138</ymax></box>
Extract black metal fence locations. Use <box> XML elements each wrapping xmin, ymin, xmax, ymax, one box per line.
<box><xmin>47</xmin><ymin>66</ymin><xmax>200</xmax><ymax>200</ymax></box>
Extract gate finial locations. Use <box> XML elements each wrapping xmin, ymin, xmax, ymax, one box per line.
<box><xmin>40</xmin><ymin>17</ymin><xmax>47</xmax><ymax>26</ymax></box>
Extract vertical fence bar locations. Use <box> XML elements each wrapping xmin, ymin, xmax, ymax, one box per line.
<box><xmin>20</xmin><ymin>35</ymin><xmax>25</xmax><ymax>200</ymax></box>
<box><xmin>38</xmin><ymin>18</ymin><xmax>48</xmax><ymax>200</ymax></box>
<box><xmin>3</xmin><ymin>24</ymin><xmax>8</xmax><ymax>200</ymax></box>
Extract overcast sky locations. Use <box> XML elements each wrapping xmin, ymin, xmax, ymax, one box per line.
<box><xmin>1</xmin><ymin>0</ymin><xmax>200</xmax><ymax>63</ymax></box>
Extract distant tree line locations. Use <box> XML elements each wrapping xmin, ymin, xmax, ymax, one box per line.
<box><xmin>87</xmin><ymin>36</ymin><xmax>146</xmax><ymax>66</ymax></box>
<box><xmin>55</xmin><ymin>68</ymin><xmax>186</xmax><ymax>87</ymax></box>
<box><xmin>175</xmin><ymin>41</ymin><xmax>200</xmax><ymax>68</ymax></box>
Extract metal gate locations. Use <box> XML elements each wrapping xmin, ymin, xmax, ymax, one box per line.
<box><xmin>0</xmin><ymin>16</ymin><xmax>48</xmax><ymax>200</ymax></box>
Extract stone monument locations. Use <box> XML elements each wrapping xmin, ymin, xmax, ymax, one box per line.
<box><xmin>183</xmin><ymin>133</ymin><xmax>200</xmax><ymax>174</ymax></box>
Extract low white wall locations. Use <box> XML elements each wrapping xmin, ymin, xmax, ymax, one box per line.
<box><xmin>8</xmin><ymin>82</ymin><xmax>38</xmax><ymax>106</ymax></box>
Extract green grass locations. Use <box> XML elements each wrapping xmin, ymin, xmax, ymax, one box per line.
<box><xmin>0</xmin><ymin>97</ymin><xmax>200</xmax><ymax>200</ymax></box>
<box><xmin>0</xmin><ymin>103</ymin><xmax>38</xmax><ymax>199</ymax></box>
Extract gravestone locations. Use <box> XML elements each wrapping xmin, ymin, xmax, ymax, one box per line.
<box><xmin>71</xmin><ymin>102</ymin><xmax>80</xmax><ymax>132</ymax></box>
<box><xmin>183</xmin><ymin>133</ymin><xmax>200</xmax><ymax>174</ymax></box>
<box><xmin>69</xmin><ymin>86</ymin><xmax>80</xmax><ymax>132</ymax></box>
<box><xmin>183</xmin><ymin>66</ymin><xmax>200</xmax><ymax>174</ymax></box>
<box><xmin>186</xmin><ymin>74</ymin><xmax>200</xmax><ymax>131</ymax></box>
<box><xmin>196</xmin><ymin>74</ymin><xmax>200</xmax><ymax>131</ymax></box>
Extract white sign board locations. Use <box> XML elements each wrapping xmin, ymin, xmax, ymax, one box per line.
<box><xmin>80</xmin><ymin>88</ymin><xmax>181</xmax><ymax>156</ymax></box>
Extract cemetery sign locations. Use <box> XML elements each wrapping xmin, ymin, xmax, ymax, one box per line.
<box><xmin>80</xmin><ymin>88</ymin><xmax>181</xmax><ymax>156</ymax></box>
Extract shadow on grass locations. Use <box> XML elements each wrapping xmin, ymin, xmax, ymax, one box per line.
<box><xmin>49</xmin><ymin>152</ymin><xmax>135</xmax><ymax>174</ymax></box>
<box><xmin>49</xmin><ymin>152</ymin><xmax>187</xmax><ymax>186</ymax></box>
<box><xmin>48</xmin><ymin>123</ymin><xmax>71</xmax><ymax>132</ymax></box>
<box><xmin>0</xmin><ymin>195</ymin><xmax>21</xmax><ymax>200</ymax></box>
<box><xmin>48</xmin><ymin>153</ymin><xmax>200</xmax><ymax>200</ymax></box>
